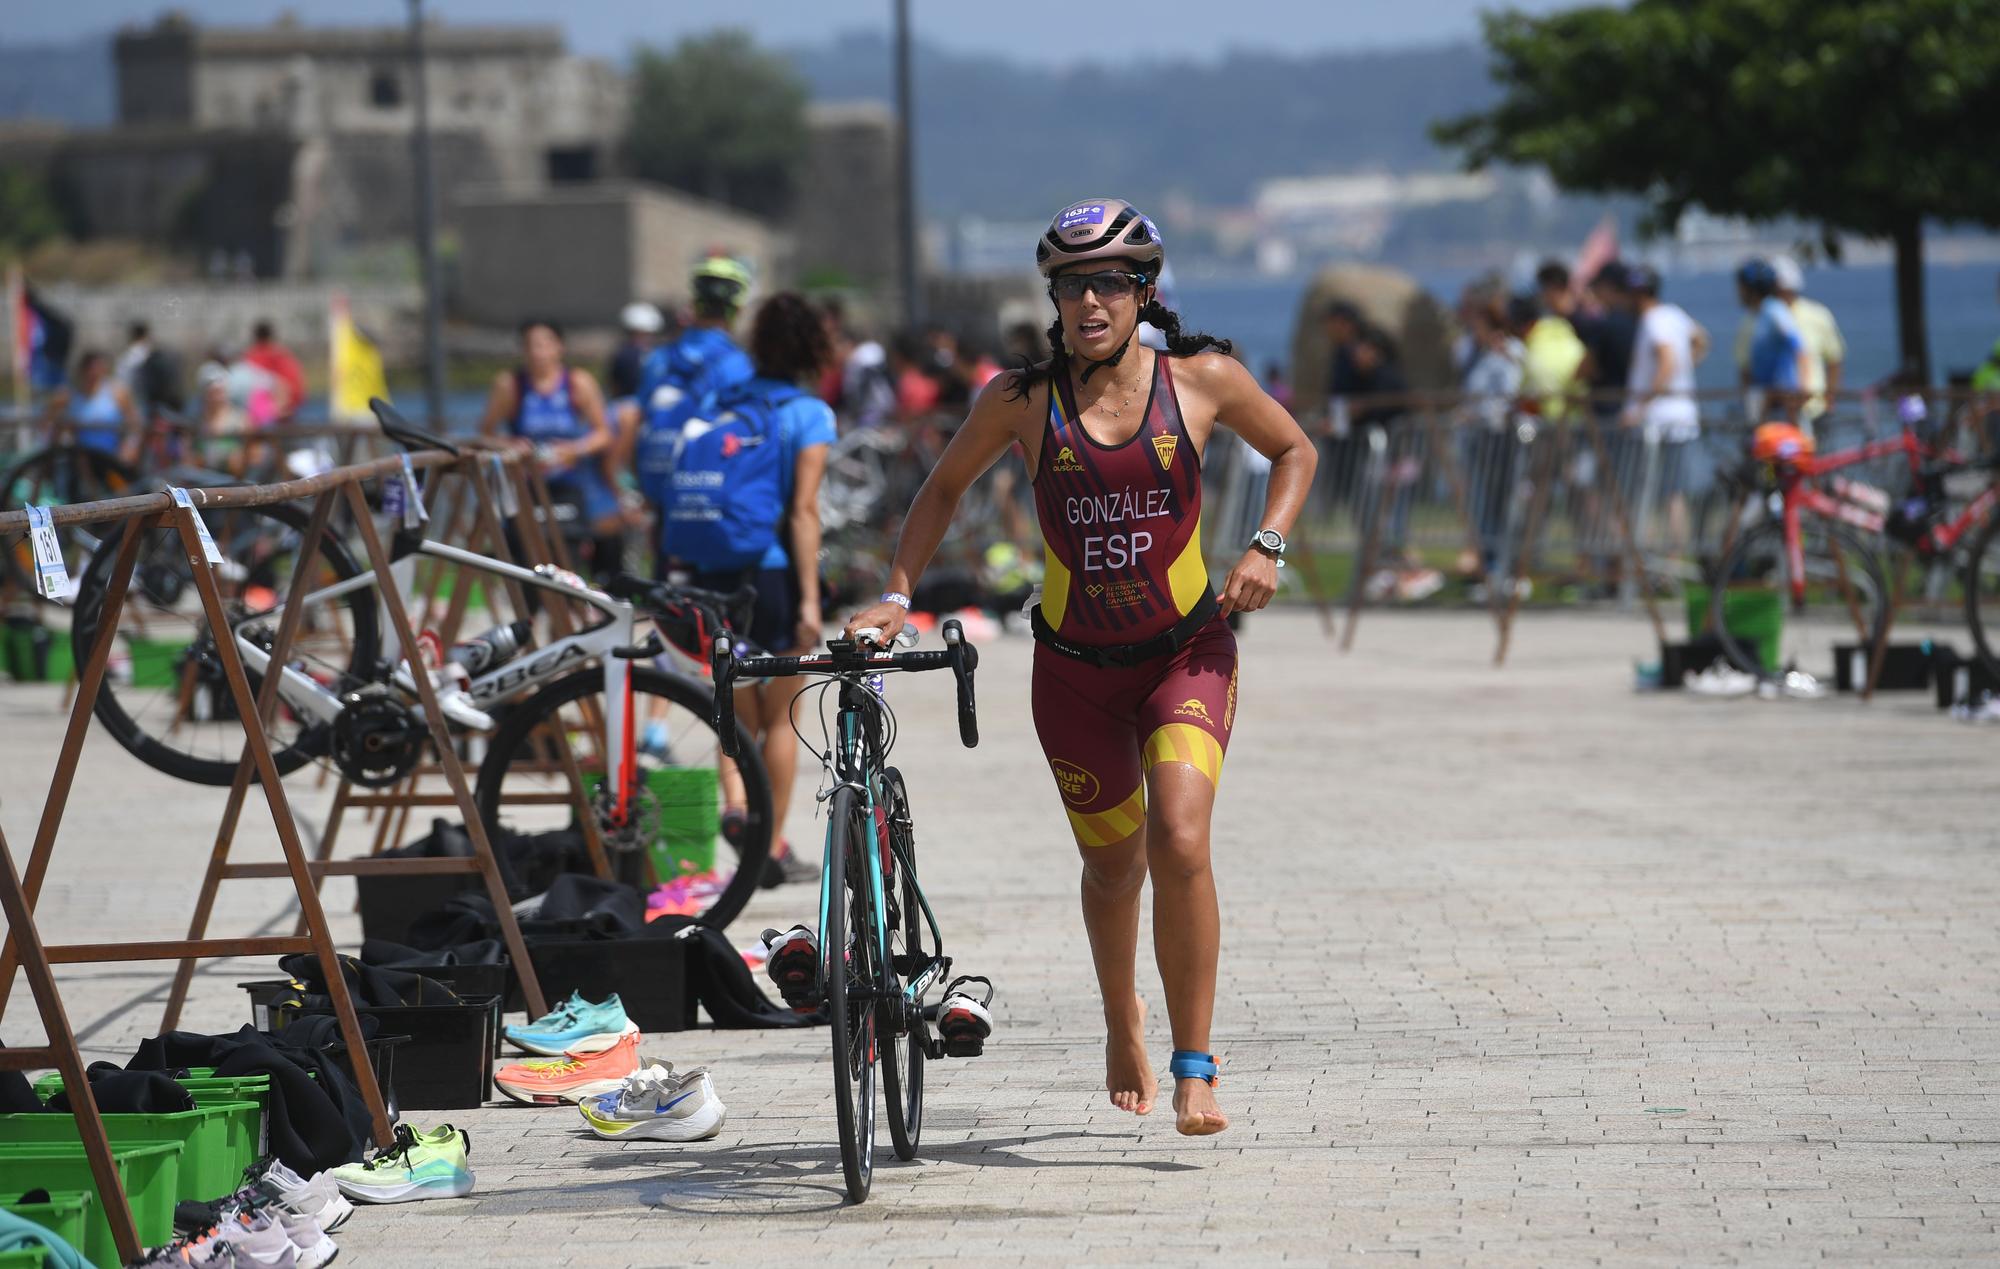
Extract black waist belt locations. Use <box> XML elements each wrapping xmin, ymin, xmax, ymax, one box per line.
<box><xmin>1030</xmin><ymin>590</ymin><xmax>1220</xmax><ymax>668</ymax></box>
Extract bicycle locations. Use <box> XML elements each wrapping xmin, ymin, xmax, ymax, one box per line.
<box><xmin>1709</xmin><ymin>414</ymin><xmax>2000</xmax><ymax>681</ymax></box>
<box><xmin>69</xmin><ymin>402</ymin><xmax>774</xmax><ymax>929</ymax></box>
<box><xmin>710</xmin><ymin>619</ymin><xmax>983</xmax><ymax>1202</ymax></box>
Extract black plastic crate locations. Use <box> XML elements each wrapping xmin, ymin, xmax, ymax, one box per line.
<box><xmin>243</xmin><ymin>969</ymin><xmax>504</xmax><ymax>1063</ymax></box>
<box><xmin>354</xmin><ymin>872</ymin><xmax>481</xmax><ymax>945</ymax></box>
<box><xmin>505</xmin><ymin>937</ymin><xmax>693</xmax><ymax>1033</ymax></box>
<box><xmin>1833</xmin><ymin>643</ymin><xmax>1932</xmax><ymax>692</ymax></box>
<box><xmin>1933</xmin><ymin>644</ymin><xmax>2000</xmax><ymax>708</ymax></box>
<box><xmin>251</xmin><ymin>988</ymin><xmax>498</xmax><ymax>1109</ymax></box>
<box><xmin>318</xmin><ymin>1034</ymin><xmax>408</xmax><ymax>1120</ymax></box>
<box><xmin>1658</xmin><ymin>636</ymin><xmax>1724</xmax><ymax>688</ymax></box>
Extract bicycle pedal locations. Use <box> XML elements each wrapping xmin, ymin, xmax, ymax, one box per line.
<box><xmin>941</xmin><ymin>1038</ymin><xmax>984</xmax><ymax>1058</ymax></box>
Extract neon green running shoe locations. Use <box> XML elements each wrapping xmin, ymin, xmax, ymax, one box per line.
<box><xmin>329</xmin><ymin>1122</ymin><xmax>475</xmax><ymax>1203</ymax></box>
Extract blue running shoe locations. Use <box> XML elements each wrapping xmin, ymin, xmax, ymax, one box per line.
<box><xmin>503</xmin><ymin>992</ymin><xmax>638</xmax><ymax>1057</ymax></box>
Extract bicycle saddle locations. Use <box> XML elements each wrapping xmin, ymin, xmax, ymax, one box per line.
<box><xmin>370</xmin><ymin>397</ymin><xmax>461</xmax><ymax>457</ymax></box>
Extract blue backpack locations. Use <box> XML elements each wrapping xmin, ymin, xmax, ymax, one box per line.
<box><xmin>659</xmin><ymin>381</ymin><xmax>802</xmax><ymax>571</ymax></box>
<box><xmin>634</xmin><ymin>381</ymin><xmax>708</xmax><ymax>512</ymax></box>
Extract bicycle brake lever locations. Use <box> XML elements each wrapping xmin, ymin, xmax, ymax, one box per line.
<box><xmin>610</xmin><ymin>634</ymin><xmax>666</xmax><ymax>660</ymax></box>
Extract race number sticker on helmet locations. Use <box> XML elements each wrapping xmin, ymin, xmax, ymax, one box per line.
<box><xmin>1058</xmin><ymin>203</ymin><xmax>1108</xmax><ymax>232</ymax></box>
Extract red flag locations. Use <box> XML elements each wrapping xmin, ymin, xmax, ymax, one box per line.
<box><xmin>1570</xmin><ymin>215</ymin><xmax>1619</xmax><ymax>309</ymax></box>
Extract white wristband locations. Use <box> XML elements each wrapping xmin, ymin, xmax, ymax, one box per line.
<box><xmin>880</xmin><ymin>591</ymin><xmax>912</xmax><ymax>610</ymax></box>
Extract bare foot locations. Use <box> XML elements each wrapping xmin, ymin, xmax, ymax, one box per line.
<box><xmin>1173</xmin><ymin>1075</ymin><xmax>1230</xmax><ymax>1136</ymax></box>
<box><xmin>1104</xmin><ymin>996</ymin><xmax>1157</xmax><ymax>1115</ymax></box>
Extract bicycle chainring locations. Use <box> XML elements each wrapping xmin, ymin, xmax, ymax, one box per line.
<box><xmin>330</xmin><ymin>689</ymin><xmax>426</xmax><ymax>787</ymax></box>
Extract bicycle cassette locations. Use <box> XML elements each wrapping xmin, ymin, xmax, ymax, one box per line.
<box><xmin>330</xmin><ymin>688</ymin><xmax>425</xmax><ymax>787</ymax></box>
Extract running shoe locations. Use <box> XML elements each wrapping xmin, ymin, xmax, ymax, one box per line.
<box><xmin>577</xmin><ymin>1064</ymin><xmax>728</xmax><ymax>1142</ymax></box>
<box><xmin>502</xmin><ymin>990</ymin><xmax>638</xmax><ymax>1056</ymax></box>
<box><xmin>328</xmin><ymin>1122</ymin><xmax>475</xmax><ymax>1204</ymax></box>
<box><xmin>494</xmin><ymin>1028</ymin><xmax>641</xmax><ymax>1105</ymax></box>
<box><xmin>152</xmin><ymin>1211</ymin><xmax>304</xmax><ymax>1267</ymax></box>
<box><xmin>251</xmin><ymin>1159</ymin><xmax>354</xmax><ymax>1233</ymax></box>
<box><xmin>759</xmin><ymin>843</ymin><xmax>820</xmax><ymax>889</ymax></box>
<box><xmin>1684</xmin><ymin>664</ymin><xmax>1757</xmax><ymax>698</ymax></box>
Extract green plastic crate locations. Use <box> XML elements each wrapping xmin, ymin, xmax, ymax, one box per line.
<box><xmin>0</xmin><ymin>1100</ymin><xmax>257</xmax><ymax>1202</ymax></box>
<box><xmin>0</xmin><ymin>1247</ymin><xmax>44</xmax><ymax>1269</ymax></box>
<box><xmin>3</xmin><ymin>1189</ymin><xmax>91</xmax><ymax>1262</ymax></box>
<box><xmin>0</xmin><ymin>1139</ymin><xmax>181</xmax><ymax>1266</ymax></box>
<box><xmin>31</xmin><ymin>1074</ymin><xmax>267</xmax><ymax>1166</ymax></box>
<box><xmin>1684</xmin><ymin>584</ymin><xmax>1784</xmax><ymax>673</ymax></box>
<box><xmin>582</xmin><ymin>766</ymin><xmax>719</xmax><ymax>879</ymax></box>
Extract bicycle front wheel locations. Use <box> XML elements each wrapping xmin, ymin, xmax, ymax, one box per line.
<box><xmin>474</xmin><ymin>664</ymin><xmax>772</xmax><ymax>930</ymax></box>
<box><xmin>825</xmin><ymin>784</ymin><xmax>877</xmax><ymax>1203</ymax></box>
<box><xmin>1708</xmin><ymin>517</ymin><xmax>1888</xmax><ymax>679</ymax></box>
<box><xmin>878</xmin><ymin>767</ymin><xmax>926</xmax><ymax>1162</ymax></box>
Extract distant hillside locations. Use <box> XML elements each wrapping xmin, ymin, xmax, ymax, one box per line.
<box><xmin>785</xmin><ymin>33</ymin><xmax>1497</xmax><ymax>219</ymax></box>
<box><xmin>0</xmin><ymin>29</ymin><xmax>1500</xmax><ymax>223</ymax></box>
<box><xmin>0</xmin><ymin>40</ymin><xmax>113</xmax><ymax>125</ymax></box>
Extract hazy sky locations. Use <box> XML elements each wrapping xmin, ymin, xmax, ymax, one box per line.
<box><xmin>3</xmin><ymin>0</ymin><xmax>1583</xmax><ymax>64</ymax></box>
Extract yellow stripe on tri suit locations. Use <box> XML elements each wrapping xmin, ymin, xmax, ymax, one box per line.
<box><xmin>1166</xmin><ymin>510</ymin><xmax>1208</xmax><ymax>615</ymax></box>
<box><xmin>1143</xmin><ymin>722</ymin><xmax>1225</xmax><ymax>784</ymax></box>
<box><xmin>1042</xmin><ymin>538</ymin><xmax>1073</xmax><ymax>630</ymax></box>
<box><xmin>1064</xmin><ymin>784</ymin><xmax>1146</xmax><ymax>849</ymax></box>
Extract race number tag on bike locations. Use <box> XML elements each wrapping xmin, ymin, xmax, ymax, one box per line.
<box><xmin>24</xmin><ymin>506</ymin><xmax>73</xmax><ymax>601</ymax></box>
<box><xmin>486</xmin><ymin>453</ymin><xmax>519</xmax><ymax>516</ymax></box>
<box><xmin>398</xmin><ymin>453</ymin><xmax>430</xmax><ymax>529</ymax></box>
<box><xmin>167</xmin><ymin>487</ymin><xmax>225</xmax><ymax>565</ymax></box>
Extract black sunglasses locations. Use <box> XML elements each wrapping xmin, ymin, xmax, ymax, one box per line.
<box><xmin>1049</xmin><ymin>270</ymin><xmax>1151</xmax><ymax>302</ymax></box>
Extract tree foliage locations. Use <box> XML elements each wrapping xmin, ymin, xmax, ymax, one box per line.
<box><xmin>624</xmin><ymin>31</ymin><xmax>810</xmax><ymax>221</ymax></box>
<box><xmin>1433</xmin><ymin>0</ymin><xmax>2000</xmax><ymax>374</ymax></box>
<box><xmin>0</xmin><ymin>166</ymin><xmax>65</xmax><ymax>257</ymax></box>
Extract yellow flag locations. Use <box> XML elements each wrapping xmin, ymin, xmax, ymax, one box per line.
<box><xmin>329</xmin><ymin>293</ymin><xmax>389</xmax><ymax>423</ymax></box>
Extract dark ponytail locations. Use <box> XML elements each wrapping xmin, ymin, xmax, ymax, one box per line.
<box><xmin>1005</xmin><ymin>300</ymin><xmax>1232</xmax><ymax>401</ymax></box>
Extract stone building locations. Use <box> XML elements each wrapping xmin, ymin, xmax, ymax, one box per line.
<box><xmin>4</xmin><ymin>14</ymin><xmax>627</xmax><ymax>279</ymax></box>
<box><xmin>454</xmin><ymin>183</ymin><xmax>786</xmax><ymax>330</ymax></box>
<box><xmin>793</xmin><ymin>102</ymin><xmax>902</xmax><ymax>301</ymax></box>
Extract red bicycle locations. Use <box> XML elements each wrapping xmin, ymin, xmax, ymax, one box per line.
<box><xmin>1708</xmin><ymin>410</ymin><xmax>2000</xmax><ymax>681</ymax></box>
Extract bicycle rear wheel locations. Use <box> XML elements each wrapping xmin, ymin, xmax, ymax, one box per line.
<box><xmin>69</xmin><ymin>501</ymin><xmax>379</xmax><ymax>785</ymax></box>
<box><xmin>1708</xmin><ymin>517</ymin><xmax>1887</xmax><ymax>680</ymax></box>
<box><xmin>1962</xmin><ymin>509</ymin><xmax>2000</xmax><ymax>683</ymax></box>
<box><xmin>474</xmin><ymin>664</ymin><xmax>772</xmax><ymax>930</ymax></box>
<box><xmin>878</xmin><ymin>767</ymin><xmax>926</xmax><ymax>1162</ymax></box>
<box><xmin>825</xmin><ymin>785</ymin><xmax>877</xmax><ymax>1203</ymax></box>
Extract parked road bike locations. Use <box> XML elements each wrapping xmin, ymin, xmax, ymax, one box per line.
<box><xmin>711</xmin><ymin>620</ymin><xmax>981</xmax><ymax>1201</ymax></box>
<box><xmin>69</xmin><ymin>402</ymin><xmax>773</xmax><ymax>928</ymax></box>
<box><xmin>1708</xmin><ymin>413</ymin><xmax>2000</xmax><ymax>681</ymax></box>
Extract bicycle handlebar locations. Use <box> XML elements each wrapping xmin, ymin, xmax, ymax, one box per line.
<box><xmin>711</xmin><ymin>618</ymin><xmax>980</xmax><ymax>757</ymax></box>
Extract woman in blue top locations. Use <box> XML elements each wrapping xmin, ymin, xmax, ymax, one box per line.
<box><xmin>480</xmin><ymin>319</ymin><xmax>623</xmax><ymax>575</ymax></box>
<box><xmin>47</xmin><ymin>350</ymin><xmax>141</xmax><ymax>463</ymax></box>
<box><xmin>680</xmin><ymin>293</ymin><xmax>836</xmax><ymax>886</ymax></box>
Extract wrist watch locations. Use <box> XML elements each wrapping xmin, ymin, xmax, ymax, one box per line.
<box><xmin>1250</xmin><ymin>528</ymin><xmax>1287</xmax><ymax>566</ymax></box>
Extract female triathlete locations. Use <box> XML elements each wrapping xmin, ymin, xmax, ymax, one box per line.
<box><xmin>844</xmin><ymin>200</ymin><xmax>1316</xmax><ymax>1135</ymax></box>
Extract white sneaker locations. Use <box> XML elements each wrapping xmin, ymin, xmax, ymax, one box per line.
<box><xmin>192</xmin><ymin>1214</ymin><xmax>300</xmax><ymax>1267</ymax></box>
<box><xmin>1684</xmin><ymin>664</ymin><xmax>1757</xmax><ymax>698</ymax></box>
<box><xmin>256</xmin><ymin>1161</ymin><xmax>354</xmax><ymax>1233</ymax></box>
<box><xmin>1952</xmin><ymin>694</ymin><xmax>2000</xmax><ymax>723</ymax></box>
<box><xmin>268</xmin><ymin>1209</ymin><xmax>339</xmax><ymax>1269</ymax></box>
<box><xmin>577</xmin><ymin>1065</ymin><xmax>727</xmax><ymax>1142</ymax></box>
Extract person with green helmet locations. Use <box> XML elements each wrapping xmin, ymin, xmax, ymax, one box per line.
<box><xmin>636</xmin><ymin>255</ymin><xmax>757</xmax><ymax>418</ymax></box>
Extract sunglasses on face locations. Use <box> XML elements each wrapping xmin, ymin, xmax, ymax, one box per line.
<box><xmin>1049</xmin><ymin>270</ymin><xmax>1151</xmax><ymax>303</ymax></box>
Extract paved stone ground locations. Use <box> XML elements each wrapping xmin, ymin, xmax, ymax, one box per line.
<box><xmin>6</xmin><ymin>609</ymin><xmax>2000</xmax><ymax>1266</ymax></box>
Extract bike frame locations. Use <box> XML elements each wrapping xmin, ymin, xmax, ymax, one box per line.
<box><xmin>230</xmin><ymin>537</ymin><xmax>647</xmax><ymax>826</ymax></box>
<box><xmin>1766</xmin><ymin>424</ymin><xmax>2000</xmax><ymax>606</ymax></box>
<box><xmin>821</xmin><ymin>681</ymin><xmax>949</xmax><ymax>1027</ymax></box>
